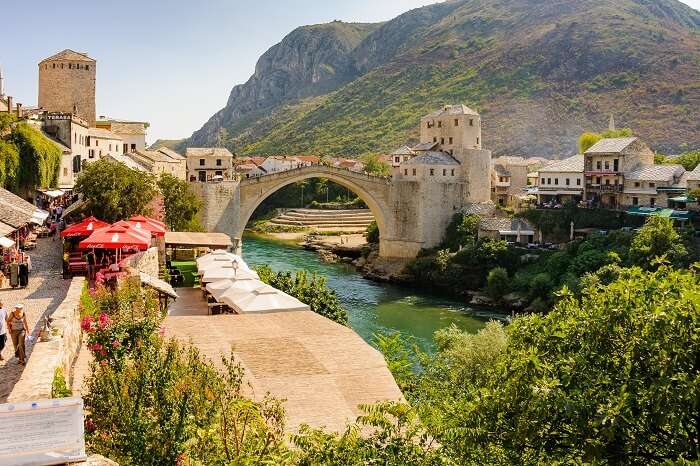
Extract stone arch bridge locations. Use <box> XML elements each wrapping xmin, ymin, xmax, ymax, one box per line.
<box><xmin>193</xmin><ymin>165</ymin><xmax>467</xmax><ymax>259</ymax></box>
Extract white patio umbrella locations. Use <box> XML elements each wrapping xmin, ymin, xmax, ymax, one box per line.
<box><xmin>228</xmin><ymin>284</ymin><xmax>309</xmax><ymax>314</ymax></box>
<box><xmin>201</xmin><ymin>266</ymin><xmax>259</xmax><ymax>284</ymax></box>
<box><xmin>206</xmin><ymin>277</ymin><xmax>264</xmax><ymax>301</ymax></box>
<box><xmin>217</xmin><ymin>279</ymin><xmax>267</xmax><ymax>305</ymax></box>
<box><xmin>196</xmin><ymin>250</ymin><xmax>245</xmax><ymax>267</ymax></box>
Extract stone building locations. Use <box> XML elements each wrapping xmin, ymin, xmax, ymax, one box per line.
<box><xmin>534</xmin><ymin>154</ymin><xmax>584</xmax><ymax>205</ymax></box>
<box><xmin>96</xmin><ymin>117</ymin><xmax>149</xmax><ymax>152</ymax></box>
<box><xmin>621</xmin><ymin>164</ymin><xmax>685</xmax><ymax>208</ymax></box>
<box><xmin>490</xmin><ymin>157</ymin><xmax>532</xmax><ymax>206</ymax></box>
<box><xmin>584</xmin><ymin>137</ymin><xmax>654</xmax><ymax>208</ymax></box>
<box><xmin>86</xmin><ymin>127</ymin><xmax>123</xmax><ymax>162</ymax></box>
<box><xmin>129</xmin><ymin>147</ymin><xmax>187</xmax><ymax>180</ymax></box>
<box><xmin>186</xmin><ymin>147</ymin><xmax>234</xmax><ymax>181</ymax></box>
<box><xmin>415</xmin><ymin>104</ymin><xmax>492</xmax><ymax>202</ymax></box>
<box><xmin>38</xmin><ymin>50</ymin><xmax>96</xmax><ymax>127</ymax></box>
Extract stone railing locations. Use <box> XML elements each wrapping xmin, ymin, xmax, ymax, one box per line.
<box><xmin>8</xmin><ymin>277</ymin><xmax>85</xmax><ymax>402</ymax></box>
<box><xmin>124</xmin><ymin>247</ymin><xmax>159</xmax><ymax>278</ymax></box>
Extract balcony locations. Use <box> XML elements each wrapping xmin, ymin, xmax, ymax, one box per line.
<box><xmin>586</xmin><ymin>183</ymin><xmax>623</xmax><ymax>193</ymax></box>
<box><xmin>584</xmin><ymin>170</ymin><xmax>620</xmax><ymax>177</ymax></box>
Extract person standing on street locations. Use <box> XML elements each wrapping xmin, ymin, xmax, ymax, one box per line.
<box><xmin>7</xmin><ymin>304</ymin><xmax>29</xmax><ymax>365</ymax></box>
<box><xmin>0</xmin><ymin>301</ymin><xmax>7</xmax><ymax>361</ymax></box>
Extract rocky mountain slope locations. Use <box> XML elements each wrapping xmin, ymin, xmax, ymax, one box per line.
<box><xmin>183</xmin><ymin>0</ymin><xmax>700</xmax><ymax>157</ymax></box>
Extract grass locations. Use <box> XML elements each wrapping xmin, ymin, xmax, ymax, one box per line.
<box><xmin>171</xmin><ymin>261</ymin><xmax>199</xmax><ymax>288</ymax></box>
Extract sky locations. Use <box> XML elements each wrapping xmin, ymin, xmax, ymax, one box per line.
<box><xmin>2</xmin><ymin>0</ymin><xmax>699</xmax><ymax>144</ymax></box>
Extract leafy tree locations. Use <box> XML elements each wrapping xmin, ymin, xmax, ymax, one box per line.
<box><xmin>629</xmin><ymin>215</ymin><xmax>688</xmax><ymax>268</ymax></box>
<box><xmin>528</xmin><ymin>272</ymin><xmax>553</xmax><ymax>300</ymax></box>
<box><xmin>255</xmin><ymin>265</ymin><xmax>348</xmax><ymax>325</ymax></box>
<box><xmin>486</xmin><ymin>267</ymin><xmax>509</xmax><ymax>301</ymax></box>
<box><xmin>578</xmin><ymin>132</ymin><xmax>602</xmax><ymax>153</ymax></box>
<box><xmin>442</xmin><ymin>213</ymin><xmax>480</xmax><ymax>250</ymax></box>
<box><xmin>0</xmin><ymin>112</ymin><xmax>17</xmax><ymax>133</ymax></box>
<box><xmin>157</xmin><ymin>173</ymin><xmax>202</xmax><ymax>231</ymax></box>
<box><xmin>361</xmin><ymin>153</ymin><xmax>390</xmax><ymax>176</ymax></box>
<box><xmin>0</xmin><ymin>139</ymin><xmax>19</xmax><ymax>189</ymax></box>
<box><xmin>75</xmin><ymin>158</ymin><xmax>157</xmax><ymax>222</ymax></box>
<box><xmin>667</xmin><ymin>150</ymin><xmax>700</xmax><ymax>171</ymax></box>
<box><xmin>10</xmin><ymin>122</ymin><xmax>62</xmax><ymax>196</ymax></box>
<box><xmin>600</xmin><ymin>128</ymin><xmax>633</xmax><ymax>138</ymax></box>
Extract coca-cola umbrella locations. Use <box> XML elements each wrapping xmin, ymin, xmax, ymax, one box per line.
<box><xmin>79</xmin><ymin>224</ymin><xmax>150</xmax><ymax>250</ymax></box>
<box><xmin>60</xmin><ymin>216</ymin><xmax>109</xmax><ymax>238</ymax></box>
<box><xmin>111</xmin><ymin>220</ymin><xmax>152</xmax><ymax>241</ymax></box>
<box><xmin>128</xmin><ymin>215</ymin><xmax>168</xmax><ymax>237</ymax></box>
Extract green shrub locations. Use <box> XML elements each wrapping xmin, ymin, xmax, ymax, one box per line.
<box><xmin>529</xmin><ymin>272</ymin><xmax>553</xmax><ymax>300</ymax></box>
<box><xmin>486</xmin><ymin>267</ymin><xmax>509</xmax><ymax>301</ymax></box>
<box><xmin>51</xmin><ymin>367</ymin><xmax>72</xmax><ymax>398</ymax></box>
<box><xmin>366</xmin><ymin>220</ymin><xmax>379</xmax><ymax>243</ymax></box>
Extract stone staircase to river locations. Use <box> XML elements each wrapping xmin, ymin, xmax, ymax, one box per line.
<box><xmin>268</xmin><ymin>208</ymin><xmax>374</xmax><ymax>231</ymax></box>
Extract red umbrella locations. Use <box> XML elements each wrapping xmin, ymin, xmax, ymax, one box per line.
<box><xmin>79</xmin><ymin>224</ymin><xmax>150</xmax><ymax>250</ymax></box>
<box><xmin>127</xmin><ymin>215</ymin><xmax>167</xmax><ymax>237</ymax></box>
<box><xmin>111</xmin><ymin>220</ymin><xmax>153</xmax><ymax>240</ymax></box>
<box><xmin>60</xmin><ymin>216</ymin><xmax>109</xmax><ymax>238</ymax></box>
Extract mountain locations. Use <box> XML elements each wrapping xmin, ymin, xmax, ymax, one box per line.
<box><xmin>182</xmin><ymin>0</ymin><xmax>700</xmax><ymax>157</ymax></box>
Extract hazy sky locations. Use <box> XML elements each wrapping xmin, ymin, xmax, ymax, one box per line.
<box><xmin>2</xmin><ymin>0</ymin><xmax>699</xmax><ymax>144</ymax></box>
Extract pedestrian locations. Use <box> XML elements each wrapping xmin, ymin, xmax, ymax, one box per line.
<box><xmin>7</xmin><ymin>304</ymin><xmax>29</xmax><ymax>365</ymax></box>
<box><xmin>0</xmin><ymin>301</ymin><xmax>7</xmax><ymax>361</ymax></box>
<box><xmin>8</xmin><ymin>257</ymin><xmax>19</xmax><ymax>288</ymax></box>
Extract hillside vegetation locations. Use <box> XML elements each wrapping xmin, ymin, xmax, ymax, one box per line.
<box><xmin>182</xmin><ymin>0</ymin><xmax>700</xmax><ymax>157</ymax></box>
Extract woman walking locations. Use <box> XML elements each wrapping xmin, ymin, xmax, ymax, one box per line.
<box><xmin>0</xmin><ymin>301</ymin><xmax>7</xmax><ymax>361</ymax></box>
<box><xmin>6</xmin><ymin>304</ymin><xmax>29</xmax><ymax>365</ymax></box>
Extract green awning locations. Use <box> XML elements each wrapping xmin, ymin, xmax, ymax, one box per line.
<box><xmin>626</xmin><ymin>206</ymin><xmax>692</xmax><ymax>220</ymax></box>
<box><xmin>668</xmin><ymin>196</ymin><xmax>698</xmax><ymax>203</ymax></box>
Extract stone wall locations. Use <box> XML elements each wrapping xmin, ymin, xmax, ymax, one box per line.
<box><xmin>125</xmin><ymin>247</ymin><xmax>159</xmax><ymax>278</ymax></box>
<box><xmin>38</xmin><ymin>60</ymin><xmax>96</xmax><ymax>126</ymax></box>
<box><xmin>7</xmin><ymin>277</ymin><xmax>85</xmax><ymax>402</ymax></box>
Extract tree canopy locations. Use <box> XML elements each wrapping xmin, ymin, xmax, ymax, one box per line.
<box><xmin>579</xmin><ymin>128</ymin><xmax>632</xmax><ymax>153</ymax></box>
<box><xmin>75</xmin><ymin>158</ymin><xmax>157</xmax><ymax>222</ymax></box>
<box><xmin>361</xmin><ymin>153</ymin><xmax>390</xmax><ymax>176</ymax></box>
<box><xmin>157</xmin><ymin>173</ymin><xmax>202</xmax><ymax>231</ymax></box>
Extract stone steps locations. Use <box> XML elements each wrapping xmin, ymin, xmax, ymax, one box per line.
<box><xmin>270</xmin><ymin>208</ymin><xmax>374</xmax><ymax>229</ymax></box>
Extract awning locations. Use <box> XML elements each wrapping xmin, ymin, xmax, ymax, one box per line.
<box><xmin>626</xmin><ymin>207</ymin><xmax>691</xmax><ymax>220</ymax></box>
<box><xmin>139</xmin><ymin>272</ymin><xmax>178</xmax><ymax>299</ymax></box>
<box><xmin>61</xmin><ymin>216</ymin><xmax>110</xmax><ymax>238</ymax></box>
<box><xmin>43</xmin><ymin>189</ymin><xmax>65</xmax><ymax>198</ymax></box>
<box><xmin>668</xmin><ymin>196</ymin><xmax>698</xmax><ymax>203</ymax></box>
<box><xmin>30</xmin><ymin>209</ymin><xmax>50</xmax><ymax>225</ymax></box>
<box><xmin>0</xmin><ymin>221</ymin><xmax>14</xmax><ymax>236</ymax></box>
<box><xmin>500</xmin><ymin>230</ymin><xmax>535</xmax><ymax>236</ymax></box>
<box><xmin>165</xmin><ymin>232</ymin><xmax>232</xmax><ymax>249</ymax></box>
<box><xmin>0</xmin><ymin>236</ymin><xmax>15</xmax><ymax>248</ymax></box>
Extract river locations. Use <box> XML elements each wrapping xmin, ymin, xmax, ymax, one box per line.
<box><xmin>243</xmin><ymin>233</ymin><xmax>507</xmax><ymax>352</ymax></box>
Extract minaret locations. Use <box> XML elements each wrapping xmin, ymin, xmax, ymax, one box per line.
<box><xmin>0</xmin><ymin>65</ymin><xmax>5</xmax><ymax>97</ymax></box>
<box><xmin>608</xmin><ymin>114</ymin><xmax>616</xmax><ymax>132</ymax></box>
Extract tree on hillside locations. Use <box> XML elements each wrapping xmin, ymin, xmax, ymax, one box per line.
<box><xmin>667</xmin><ymin>150</ymin><xmax>700</xmax><ymax>171</ymax></box>
<box><xmin>629</xmin><ymin>215</ymin><xmax>688</xmax><ymax>268</ymax></box>
<box><xmin>157</xmin><ymin>173</ymin><xmax>202</xmax><ymax>231</ymax></box>
<box><xmin>75</xmin><ymin>159</ymin><xmax>157</xmax><ymax>222</ymax></box>
<box><xmin>361</xmin><ymin>154</ymin><xmax>390</xmax><ymax>176</ymax></box>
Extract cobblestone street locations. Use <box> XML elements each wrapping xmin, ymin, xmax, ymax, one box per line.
<box><xmin>0</xmin><ymin>237</ymin><xmax>71</xmax><ymax>402</ymax></box>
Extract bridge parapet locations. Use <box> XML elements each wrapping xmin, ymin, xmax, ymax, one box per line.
<box><xmin>240</xmin><ymin>165</ymin><xmax>392</xmax><ymax>187</ymax></box>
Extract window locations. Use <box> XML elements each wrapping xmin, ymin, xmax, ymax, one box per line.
<box><xmin>63</xmin><ymin>167</ymin><xmax>68</xmax><ymax>176</ymax></box>
<box><xmin>565</xmin><ymin>178</ymin><xmax>570</xmax><ymax>186</ymax></box>
<box><xmin>86</xmin><ymin>65</ymin><xmax>90</xmax><ymax>70</ymax></box>
<box><xmin>412</xmin><ymin>168</ymin><xmax>416</xmax><ymax>176</ymax></box>
<box><xmin>438</xmin><ymin>121</ymin><xmax>442</xmax><ymax>128</ymax></box>
<box><xmin>99</xmin><ymin>150</ymin><xmax>102</xmax><ymax>157</ymax></box>
<box><xmin>577</xmin><ymin>178</ymin><xmax>581</xmax><ymax>186</ymax></box>
<box><xmin>109</xmin><ymin>144</ymin><xmax>112</xmax><ymax>151</ymax></box>
<box><xmin>430</xmin><ymin>169</ymin><xmax>435</xmax><ymax>176</ymax></box>
<box><xmin>74</xmin><ymin>132</ymin><xmax>77</xmax><ymax>143</ymax></box>
<box><xmin>215</xmin><ymin>171</ymin><xmax>223</xmax><ymax>176</ymax></box>
<box><xmin>547</xmin><ymin>178</ymin><xmax>551</xmax><ymax>185</ymax></box>
<box><xmin>476</xmin><ymin>137</ymin><xmax>479</xmax><ymax>145</ymax></box>
<box><xmin>650</xmin><ymin>197</ymin><xmax>656</xmax><ymax>207</ymax></box>
<box><xmin>130</xmin><ymin>144</ymin><xmax>136</xmax><ymax>152</ymax></box>
<box><xmin>541</xmin><ymin>178</ymin><xmax>545</xmax><ymax>185</ymax></box>
<box><xmin>395</xmin><ymin>157</ymin><xmax>400</xmax><ymax>163</ymax></box>
<box><xmin>454</xmin><ymin>119</ymin><xmax>459</xmax><ymax>127</ymax></box>
<box><xmin>554</xmin><ymin>178</ymin><xmax>559</xmax><ymax>185</ymax></box>
<box><xmin>441</xmin><ymin>138</ymin><xmax>445</xmax><ymax>145</ymax></box>
<box><xmin>433</xmin><ymin>137</ymin><xmax>437</xmax><ymax>143</ymax></box>
<box><xmin>449</xmin><ymin>137</ymin><xmax>453</xmax><ymax>145</ymax></box>
<box><xmin>404</xmin><ymin>169</ymin><xmax>408</xmax><ymax>175</ymax></box>
<box><xmin>604</xmin><ymin>161</ymin><xmax>609</xmax><ymax>170</ymax></box>
<box><xmin>69</xmin><ymin>64</ymin><xmax>72</xmax><ymax>69</ymax></box>
<box><xmin>199</xmin><ymin>159</ymin><xmax>205</xmax><ymax>166</ymax></box>
<box><xmin>52</xmin><ymin>63</ymin><xmax>56</xmax><ymax>69</ymax></box>
<box><xmin>605</xmin><ymin>179</ymin><xmax>610</xmax><ymax>185</ymax></box>
<box><xmin>451</xmin><ymin>169</ymin><xmax>455</xmax><ymax>176</ymax></box>
<box><xmin>613</xmin><ymin>159</ymin><xmax>619</xmax><ymax>171</ymax></box>
<box><xmin>443</xmin><ymin>169</ymin><xmax>447</xmax><ymax>176</ymax></box>
<box><xmin>596</xmin><ymin>177</ymin><xmax>602</xmax><ymax>185</ymax></box>
<box><xmin>649</xmin><ymin>182</ymin><xmax>656</xmax><ymax>188</ymax></box>
<box><xmin>89</xmin><ymin>149</ymin><xmax>94</xmax><ymax>158</ymax></box>
<box><xmin>634</xmin><ymin>182</ymin><xmax>640</xmax><ymax>187</ymax></box>
<box><xmin>632</xmin><ymin>197</ymin><xmax>638</xmax><ymax>206</ymax></box>
<box><xmin>95</xmin><ymin>139</ymin><xmax>99</xmax><ymax>146</ymax></box>
<box><xmin>469</xmin><ymin>119</ymin><xmax>473</xmax><ymax>126</ymax></box>
<box><xmin>216</xmin><ymin>159</ymin><xmax>222</xmax><ymax>166</ymax></box>
<box><xmin>596</xmin><ymin>161</ymin><xmax>602</xmax><ymax>170</ymax></box>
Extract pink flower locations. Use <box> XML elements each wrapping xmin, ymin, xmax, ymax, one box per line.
<box><xmin>99</xmin><ymin>360</ymin><xmax>108</xmax><ymax>366</ymax></box>
<box><xmin>99</xmin><ymin>349</ymin><xmax>107</xmax><ymax>357</ymax></box>
<box><xmin>85</xmin><ymin>418</ymin><xmax>96</xmax><ymax>433</ymax></box>
<box><xmin>98</xmin><ymin>312</ymin><xmax>111</xmax><ymax>330</ymax></box>
<box><xmin>158</xmin><ymin>325</ymin><xmax>166</xmax><ymax>337</ymax></box>
<box><xmin>81</xmin><ymin>316</ymin><xmax>94</xmax><ymax>332</ymax></box>
<box><xmin>111</xmin><ymin>340</ymin><xmax>120</xmax><ymax>348</ymax></box>
<box><xmin>95</xmin><ymin>272</ymin><xmax>105</xmax><ymax>284</ymax></box>
<box><xmin>88</xmin><ymin>343</ymin><xmax>103</xmax><ymax>352</ymax></box>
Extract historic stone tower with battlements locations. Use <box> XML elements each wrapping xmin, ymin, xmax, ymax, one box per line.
<box><xmin>38</xmin><ymin>50</ymin><xmax>96</xmax><ymax>126</ymax></box>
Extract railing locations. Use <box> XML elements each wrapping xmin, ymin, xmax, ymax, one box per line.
<box><xmin>586</xmin><ymin>184</ymin><xmax>623</xmax><ymax>193</ymax></box>
<box><xmin>240</xmin><ymin>164</ymin><xmax>392</xmax><ymax>185</ymax></box>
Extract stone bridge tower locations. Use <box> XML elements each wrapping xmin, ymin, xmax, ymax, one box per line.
<box><xmin>38</xmin><ymin>50</ymin><xmax>96</xmax><ymax>126</ymax></box>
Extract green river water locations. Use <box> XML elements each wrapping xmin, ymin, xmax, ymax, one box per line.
<box><xmin>242</xmin><ymin>233</ymin><xmax>507</xmax><ymax>352</ymax></box>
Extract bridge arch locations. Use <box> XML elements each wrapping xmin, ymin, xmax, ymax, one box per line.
<box><xmin>237</xmin><ymin>166</ymin><xmax>393</xmax><ymax>250</ymax></box>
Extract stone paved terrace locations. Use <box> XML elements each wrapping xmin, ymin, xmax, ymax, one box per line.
<box><xmin>0</xmin><ymin>237</ymin><xmax>71</xmax><ymax>402</ymax></box>
<box><xmin>164</xmin><ymin>309</ymin><xmax>404</xmax><ymax>433</ymax></box>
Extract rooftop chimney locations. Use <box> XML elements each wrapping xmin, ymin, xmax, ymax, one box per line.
<box><xmin>16</xmin><ymin>103</ymin><xmax>22</xmax><ymax>117</ymax></box>
<box><xmin>7</xmin><ymin>96</ymin><xmax>12</xmax><ymax>113</ymax></box>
